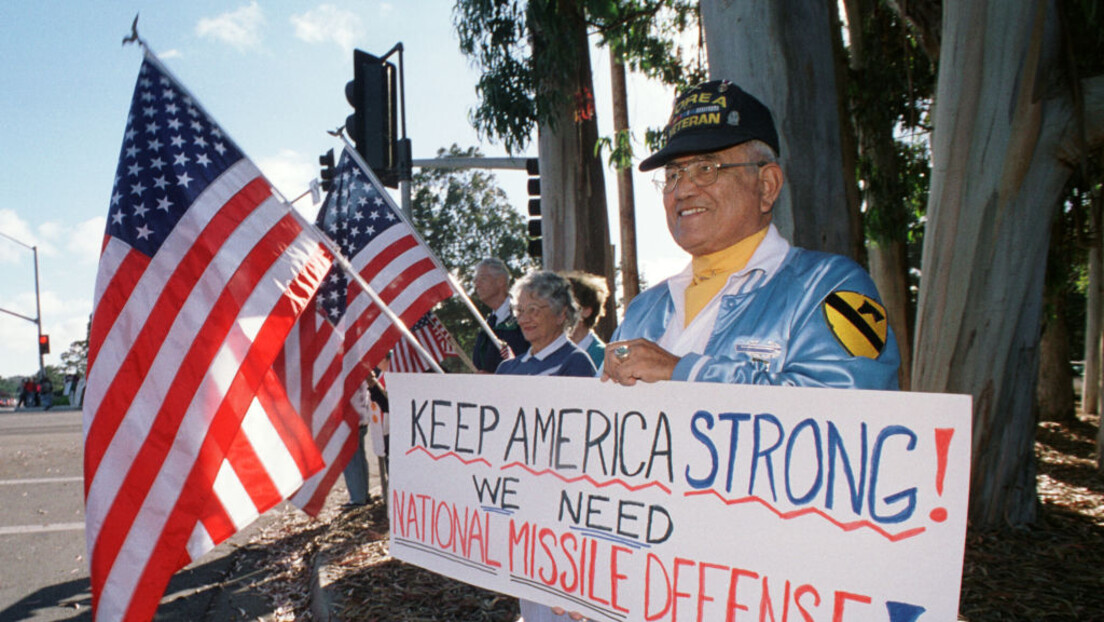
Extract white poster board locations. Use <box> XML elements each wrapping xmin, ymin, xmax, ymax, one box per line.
<box><xmin>388</xmin><ymin>374</ymin><xmax>971</xmax><ymax>622</ymax></box>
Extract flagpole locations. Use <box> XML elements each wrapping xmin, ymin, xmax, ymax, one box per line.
<box><xmin>336</xmin><ymin>136</ymin><xmax>511</xmax><ymax>356</ymax></box>
<box><xmin>445</xmin><ymin>332</ymin><xmax>477</xmax><ymax>372</ymax></box>
<box><xmin>285</xmin><ymin>203</ymin><xmax>446</xmax><ymax>375</ymax></box>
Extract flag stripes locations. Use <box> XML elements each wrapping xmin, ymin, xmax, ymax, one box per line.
<box><xmin>86</xmin><ymin>56</ymin><xmax>332</xmax><ymax>621</ymax></box>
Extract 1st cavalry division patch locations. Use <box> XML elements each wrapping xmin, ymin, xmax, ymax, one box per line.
<box><xmin>822</xmin><ymin>291</ymin><xmax>888</xmax><ymax>359</ymax></box>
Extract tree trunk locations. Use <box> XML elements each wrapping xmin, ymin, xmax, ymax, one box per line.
<box><xmin>610</xmin><ymin>57</ymin><xmax>640</xmax><ymax>309</ymax></box>
<box><xmin>1037</xmin><ymin>288</ymin><xmax>1076</xmax><ymax>422</ymax></box>
<box><xmin>700</xmin><ymin>0</ymin><xmax>857</xmax><ymax>257</ymax></box>
<box><xmin>911</xmin><ymin>1</ymin><xmax>1104</xmax><ymax>527</ymax></box>
<box><xmin>869</xmin><ymin>241</ymin><xmax>913</xmax><ymax>390</ymax></box>
<box><xmin>1084</xmin><ymin>200</ymin><xmax>1102</xmax><ymax>415</ymax></box>
<box><xmin>530</xmin><ymin>1</ymin><xmax>615</xmax><ymax>337</ymax></box>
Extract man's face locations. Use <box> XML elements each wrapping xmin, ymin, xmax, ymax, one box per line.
<box><xmin>662</xmin><ymin>144</ymin><xmax>780</xmax><ymax>257</ymax></box>
<box><xmin>473</xmin><ymin>266</ymin><xmax>507</xmax><ymax>305</ymax></box>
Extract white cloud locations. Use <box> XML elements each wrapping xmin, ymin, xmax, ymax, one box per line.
<box><xmin>68</xmin><ymin>217</ymin><xmax>106</xmax><ymax>265</ymax></box>
<box><xmin>290</xmin><ymin>4</ymin><xmax>364</xmax><ymax>52</ymax></box>
<box><xmin>0</xmin><ymin>209</ymin><xmax>36</xmax><ymax>263</ymax></box>
<box><xmin>257</xmin><ymin>149</ymin><xmax>321</xmax><ymax>207</ymax></box>
<box><xmin>196</xmin><ymin>1</ymin><xmax>266</xmax><ymax>52</ymax></box>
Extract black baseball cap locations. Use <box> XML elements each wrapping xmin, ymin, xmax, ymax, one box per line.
<box><xmin>639</xmin><ymin>80</ymin><xmax>780</xmax><ymax>172</ymax></box>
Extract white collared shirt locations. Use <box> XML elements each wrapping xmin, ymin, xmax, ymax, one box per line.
<box><xmin>658</xmin><ymin>224</ymin><xmax>791</xmax><ymax>357</ymax></box>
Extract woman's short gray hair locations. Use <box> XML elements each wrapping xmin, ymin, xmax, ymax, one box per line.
<box><xmin>512</xmin><ymin>270</ymin><xmax>580</xmax><ymax>333</ymax></box>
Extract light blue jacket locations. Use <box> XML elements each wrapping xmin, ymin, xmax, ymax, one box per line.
<box><xmin>613</xmin><ymin>245</ymin><xmax>900</xmax><ymax>390</ymax></box>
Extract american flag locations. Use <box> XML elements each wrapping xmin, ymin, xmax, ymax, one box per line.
<box><xmin>282</xmin><ymin>147</ymin><xmax>453</xmax><ymax>514</ymax></box>
<box><xmin>389</xmin><ymin>312</ymin><xmax>458</xmax><ymax>373</ymax></box>
<box><xmin>83</xmin><ymin>54</ymin><xmax>332</xmax><ymax>621</ymax></box>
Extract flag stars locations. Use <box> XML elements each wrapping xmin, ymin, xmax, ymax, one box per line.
<box><xmin>174</xmin><ymin>153</ymin><xmax>190</xmax><ymax>167</ymax></box>
<box><xmin>153</xmin><ymin>175</ymin><xmax>170</xmax><ymax>190</ymax></box>
<box><xmin>143</xmin><ymin>106</ymin><xmax>157</xmax><ymax>118</ymax></box>
<box><xmin>135</xmin><ymin>223</ymin><xmax>153</xmax><ymax>240</ymax></box>
<box><xmin>111</xmin><ymin>210</ymin><xmax>125</xmax><ymax>225</ymax></box>
<box><xmin>214</xmin><ymin>142</ymin><xmax>227</xmax><ymax>156</ymax></box>
<box><xmin>190</xmin><ymin>120</ymin><xmax>204</xmax><ymax>133</ymax></box>
<box><xmin>125</xmin><ymin>128</ymin><xmax>137</xmax><ymax>142</ymax></box>
<box><xmin>133</xmin><ymin>203</ymin><xmax>149</xmax><ymax>219</ymax></box>
<box><xmin>145</xmin><ymin>121</ymin><xmax>161</xmax><ymax>134</ymax></box>
<box><xmin>130</xmin><ymin>181</ymin><xmax>147</xmax><ymax>196</ymax></box>
<box><xmin>195</xmin><ymin>153</ymin><xmax>212</xmax><ymax>168</ymax></box>
<box><xmin>170</xmin><ymin>135</ymin><xmax>186</xmax><ymax>148</ymax></box>
<box><xmin>150</xmin><ymin>157</ymin><xmax>167</xmax><ymax>171</ymax></box>
<box><xmin>165</xmin><ymin>102</ymin><xmax>179</xmax><ymax>115</ymax></box>
<box><xmin>194</xmin><ymin>135</ymin><xmax>208</xmax><ymax>149</ymax></box>
<box><xmin>167</xmin><ymin>118</ymin><xmax>183</xmax><ymax>131</ymax></box>
<box><xmin>126</xmin><ymin>145</ymin><xmax>141</xmax><ymax>159</ymax></box>
<box><xmin>127</xmin><ymin>162</ymin><xmax>144</xmax><ymax>177</ymax></box>
<box><xmin>177</xmin><ymin>171</ymin><xmax>194</xmax><ymax>188</ymax></box>
<box><xmin>156</xmin><ymin>196</ymin><xmax>173</xmax><ymax>212</ymax></box>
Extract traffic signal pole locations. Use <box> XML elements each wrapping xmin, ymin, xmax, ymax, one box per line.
<box><xmin>0</xmin><ymin>230</ymin><xmax>46</xmax><ymax>380</ymax></box>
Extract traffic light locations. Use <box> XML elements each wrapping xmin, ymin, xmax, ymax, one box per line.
<box><xmin>346</xmin><ymin>49</ymin><xmax>399</xmax><ymax>188</ymax></box>
<box><xmin>526</xmin><ymin>158</ymin><xmax>542</xmax><ymax>258</ymax></box>
<box><xmin>319</xmin><ymin>149</ymin><xmax>336</xmax><ymax>192</ymax></box>
<box><xmin>39</xmin><ymin>334</ymin><xmax>49</xmax><ymax>355</ymax></box>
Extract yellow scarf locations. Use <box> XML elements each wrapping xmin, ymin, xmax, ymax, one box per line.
<box><xmin>684</xmin><ymin>227</ymin><xmax>769</xmax><ymax>326</ymax></box>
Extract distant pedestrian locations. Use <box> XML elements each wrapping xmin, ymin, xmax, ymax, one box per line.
<box><xmin>40</xmin><ymin>376</ymin><xmax>53</xmax><ymax>410</ymax></box>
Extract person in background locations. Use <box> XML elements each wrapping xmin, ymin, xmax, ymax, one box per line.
<box><xmin>471</xmin><ymin>257</ymin><xmax>529</xmax><ymax>373</ymax></box>
<box><xmin>493</xmin><ymin>270</ymin><xmax>595</xmax><ymax>622</ymax></box>
<box><xmin>562</xmin><ymin>271</ymin><xmax>610</xmax><ymax>368</ymax></box>
<box><xmin>39</xmin><ymin>375</ymin><xmax>53</xmax><ymax>410</ymax></box>
<box><xmin>342</xmin><ymin>374</ymin><xmax>376</xmax><ymax>508</ymax></box>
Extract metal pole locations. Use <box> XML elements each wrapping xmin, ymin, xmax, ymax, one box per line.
<box><xmin>33</xmin><ymin>246</ymin><xmax>44</xmax><ymax>380</ymax></box>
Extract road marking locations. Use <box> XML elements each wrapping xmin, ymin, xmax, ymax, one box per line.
<box><xmin>0</xmin><ymin>476</ymin><xmax>83</xmax><ymax>485</ymax></box>
<box><xmin>0</xmin><ymin>522</ymin><xmax>84</xmax><ymax>535</ymax></box>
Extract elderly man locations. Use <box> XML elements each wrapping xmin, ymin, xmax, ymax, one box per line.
<box><xmin>471</xmin><ymin>257</ymin><xmax>530</xmax><ymax>373</ymax></box>
<box><xmin>603</xmin><ymin>80</ymin><xmax>900</xmax><ymax>391</ymax></box>
<box><xmin>530</xmin><ymin>80</ymin><xmax>900</xmax><ymax>622</ymax></box>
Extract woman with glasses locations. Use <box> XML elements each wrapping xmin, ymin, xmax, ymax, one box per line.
<box><xmin>494</xmin><ymin>270</ymin><xmax>597</xmax><ymax>378</ymax></box>
<box><xmin>494</xmin><ymin>270</ymin><xmax>596</xmax><ymax>622</ymax></box>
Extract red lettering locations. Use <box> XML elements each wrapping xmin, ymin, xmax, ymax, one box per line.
<box><xmin>483</xmin><ymin>511</ymin><xmax>501</xmax><ymax>568</ymax></box>
<box><xmin>759</xmin><ymin>577</ymin><xmax>791</xmax><ymax>622</ymax></box>
<box><xmin>673</xmin><ymin>557</ymin><xmax>695</xmax><ymax>622</ymax></box>
<box><xmin>587</xmin><ymin>538</ymin><xmax>610</xmax><ymax>606</ymax></box>
<box><xmin>645</xmin><ymin>553</ymin><xmax>672</xmax><ymax>621</ymax></box>
<box><xmin>559</xmin><ymin>533</ymin><xmax>580</xmax><ymax>593</ymax></box>
<box><xmin>697</xmin><ymin>562</ymin><xmax>726</xmax><ymax>621</ymax></box>
<box><xmin>724</xmin><ymin>567</ymin><xmax>759</xmax><ymax>622</ymax></box>
<box><xmin>507</xmin><ymin>519</ymin><xmax>529</xmax><ymax>574</ymax></box>
<box><xmin>794</xmin><ymin>585</ymin><xmax>821</xmax><ymax>622</ymax></box>
<box><xmin>538</xmin><ymin>528</ymin><xmax>558</xmax><ymax>585</ymax></box>
<box><xmin>831</xmin><ymin>591</ymin><xmax>872</xmax><ymax>621</ymax></box>
<box><xmin>610</xmin><ymin>545</ymin><xmax>630</xmax><ymax>613</ymax></box>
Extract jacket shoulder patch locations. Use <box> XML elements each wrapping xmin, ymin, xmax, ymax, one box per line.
<box><xmin>822</xmin><ymin>291</ymin><xmax>888</xmax><ymax>358</ymax></box>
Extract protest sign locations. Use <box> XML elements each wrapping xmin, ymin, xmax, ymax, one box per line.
<box><xmin>388</xmin><ymin>374</ymin><xmax>971</xmax><ymax>622</ymax></box>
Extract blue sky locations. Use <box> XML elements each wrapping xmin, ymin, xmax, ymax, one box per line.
<box><xmin>0</xmin><ymin>1</ymin><xmax>685</xmax><ymax>378</ymax></box>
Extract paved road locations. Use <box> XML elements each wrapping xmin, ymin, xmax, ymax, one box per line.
<box><xmin>0</xmin><ymin>407</ymin><xmax>316</xmax><ymax>621</ymax></box>
<box><xmin>0</xmin><ymin>407</ymin><xmax>89</xmax><ymax>620</ymax></box>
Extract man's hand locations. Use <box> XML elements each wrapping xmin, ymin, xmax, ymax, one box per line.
<box><xmin>601</xmin><ymin>338</ymin><xmax>679</xmax><ymax>385</ymax></box>
<box><xmin>550</xmin><ymin>607</ymin><xmax>587</xmax><ymax>620</ymax></box>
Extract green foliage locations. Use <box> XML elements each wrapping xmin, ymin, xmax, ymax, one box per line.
<box><xmin>61</xmin><ymin>338</ymin><xmax>88</xmax><ymax>376</ymax></box>
<box><xmin>410</xmin><ymin>144</ymin><xmax>537</xmax><ymax>355</ymax></box>
<box><xmin>453</xmin><ymin>0</ymin><xmax>702</xmax><ymax>153</ymax></box>
<box><xmin>849</xmin><ymin>1</ymin><xmax>936</xmax><ymax>247</ymax></box>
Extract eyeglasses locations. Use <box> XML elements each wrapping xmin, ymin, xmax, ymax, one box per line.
<box><xmin>653</xmin><ymin>159</ymin><xmax>769</xmax><ymax>194</ymax></box>
<box><xmin>512</xmin><ymin>303</ymin><xmax>550</xmax><ymax>319</ymax></box>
